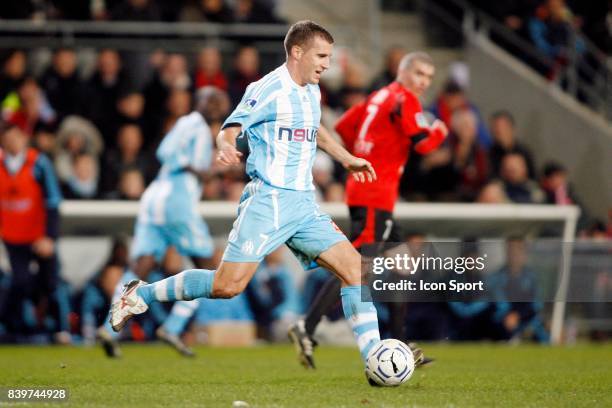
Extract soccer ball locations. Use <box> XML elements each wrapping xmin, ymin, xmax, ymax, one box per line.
<box><xmin>365</xmin><ymin>339</ymin><xmax>415</xmax><ymax>386</ymax></box>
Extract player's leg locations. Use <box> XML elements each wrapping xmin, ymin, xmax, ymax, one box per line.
<box><xmin>155</xmin><ymin>254</ymin><xmax>215</xmax><ymax>357</ymax></box>
<box><xmin>100</xmin><ymin>223</ymin><xmax>165</xmax><ymax>350</ymax></box>
<box><xmin>296</xmin><ymin>207</ymin><xmax>372</xmax><ymax>340</ymax></box>
<box><xmin>316</xmin><ymin>241</ymin><xmax>382</xmax><ymax>362</ymax></box>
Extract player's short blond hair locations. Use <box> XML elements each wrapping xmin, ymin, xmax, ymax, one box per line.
<box><xmin>397</xmin><ymin>52</ymin><xmax>434</xmax><ymax>72</ymax></box>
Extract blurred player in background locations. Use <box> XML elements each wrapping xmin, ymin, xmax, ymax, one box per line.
<box><xmin>0</xmin><ymin>123</ymin><xmax>69</xmax><ymax>342</ymax></box>
<box><xmin>289</xmin><ymin>52</ymin><xmax>448</xmax><ymax>369</ymax></box>
<box><xmin>110</xmin><ymin>21</ymin><xmax>386</xmax><ymax>383</ymax></box>
<box><xmin>96</xmin><ymin>87</ymin><xmax>228</xmax><ymax>357</ymax></box>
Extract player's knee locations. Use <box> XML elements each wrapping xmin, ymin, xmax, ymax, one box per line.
<box><xmin>340</xmin><ymin>251</ymin><xmax>362</xmax><ymax>286</ymax></box>
<box><xmin>211</xmin><ymin>279</ymin><xmax>246</xmax><ymax>299</ymax></box>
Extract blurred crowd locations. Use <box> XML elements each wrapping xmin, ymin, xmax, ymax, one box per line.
<box><xmin>0</xmin><ymin>0</ymin><xmax>284</xmax><ymax>24</ymax></box>
<box><xmin>1</xmin><ymin>44</ymin><xmax>609</xmax><ymax>233</ymax></box>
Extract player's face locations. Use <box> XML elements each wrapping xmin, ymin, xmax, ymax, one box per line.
<box><xmin>298</xmin><ymin>36</ymin><xmax>333</xmax><ymax>85</ymax></box>
<box><xmin>402</xmin><ymin>60</ymin><xmax>434</xmax><ymax>97</ymax></box>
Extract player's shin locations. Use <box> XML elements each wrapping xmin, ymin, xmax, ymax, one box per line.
<box><xmin>136</xmin><ymin>269</ymin><xmax>215</xmax><ymax>304</ymax></box>
<box><xmin>341</xmin><ymin>285</ymin><xmax>381</xmax><ymax>362</ymax></box>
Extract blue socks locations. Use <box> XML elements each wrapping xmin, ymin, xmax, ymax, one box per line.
<box><xmin>137</xmin><ymin>269</ymin><xmax>215</xmax><ymax>305</ymax></box>
<box><xmin>162</xmin><ymin>300</ymin><xmax>200</xmax><ymax>335</ymax></box>
<box><xmin>341</xmin><ymin>285</ymin><xmax>381</xmax><ymax>361</ymax></box>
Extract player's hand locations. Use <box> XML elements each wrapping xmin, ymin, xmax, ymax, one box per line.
<box><xmin>345</xmin><ymin>156</ymin><xmax>376</xmax><ymax>183</ymax></box>
<box><xmin>431</xmin><ymin>119</ymin><xmax>449</xmax><ymax>137</ymax></box>
<box><xmin>32</xmin><ymin>236</ymin><xmax>55</xmax><ymax>258</ymax></box>
<box><xmin>217</xmin><ymin>143</ymin><xmax>243</xmax><ymax>166</ymax></box>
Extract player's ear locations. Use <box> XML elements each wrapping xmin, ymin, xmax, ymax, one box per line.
<box><xmin>291</xmin><ymin>45</ymin><xmax>303</xmax><ymax>60</ymax></box>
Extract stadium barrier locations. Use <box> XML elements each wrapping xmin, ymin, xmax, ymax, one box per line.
<box><xmin>54</xmin><ymin>201</ymin><xmax>580</xmax><ymax>344</ymax></box>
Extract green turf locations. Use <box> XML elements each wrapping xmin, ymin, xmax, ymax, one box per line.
<box><xmin>1</xmin><ymin>343</ymin><xmax>611</xmax><ymax>407</ymax></box>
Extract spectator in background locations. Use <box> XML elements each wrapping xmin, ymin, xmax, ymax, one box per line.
<box><xmin>161</xmin><ymin>89</ymin><xmax>192</xmax><ymax>136</ymax></box>
<box><xmin>331</xmin><ymin>58</ymin><xmax>369</xmax><ymax>111</ymax></box>
<box><xmin>116</xmin><ymin>91</ymin><xmax>145</xmax><ymax>133</ymax></box>
<box><xmin>245</xmin><ymin>247</ymin><xmax>300</xmax><ymax>341</ymax></box>
<box><xmin>39</xmin><ymin>48</ymin><xmax>84</xmax><ymax>121</ymax></box>
<box><xmin>528</xmin><ymin>0</ymin><xmax>585</xmax><ymax>79</ymax></box>
<box><xmin>476</xmin><ymin>180</ymin><xmax>510</xmax><ymax>203</ymax></box>
<box><xmin>100</xmin><ymin>124</ymin><xmax>152</xmax><ymax>195</ymax></box>
<box><xmin>80</xmin><ymin>258</ymin><xmax>124</xmax><ymax>345</ymax></box>
<box><xmin>194</xmin><ymin>47</ymin><xmax>228</xmax><ymax>91</ymax></box>
<box><xmin>78</xmin><ymin>236</ymin><xmax>130</xmax><ymax>346</ymax></box>
<box><xmin>60</xmin><ymin>153</ymin><xmax>99</xmax><ymax>199</ymax></box>
<box><xmin>540</xmin><ymin>161</ymin><xmax>577</xmax><ymax>205</ymax></box>
<box><xmin>234</xmin><ymin>0</ymin><xmax>282</xmax><ymax>24</ymax></box>
<box><xmin>85</xmin><ymin>49</ymin><xmax>130</xmax><ymax>147</ymax></box>
<box><xmin>489</xmin><ymin>110</ymin><xmax>536</xmax><ymax>178</ymax></box>
<box><xmin>229</xmin><ymin>46</ymin><xmax>261</xmax><ymax>106</ymax></box>
<box><xmin>110</xmin><ymin>167</ymin><xmax>146</xmax><ymax>200</ymax></box>
<box><xmin>429</xmin><ymin>80</ymin><xmax>492</xmax><ymax>147</ymax></box>
<box><xmin>54</xmin><ymin>115</ymin><xmax>104</xmax><ymax>185</ymax></box>
<box><xmin>500</xmin><ymin>152</ymin><xmax>545</xmax><ymax>203</ymax></box>
<box><xmin>3</xmin><ymin>77</ymin><xmax>56</xmax><ymax>136</ymax></box>
<box><xmin>0</xmin><ymin>50</ymin><xmax>27</xmax><ymax>102</ymax></box>
<box><xmin>540</xmin><ymin>161</ymin><xmax>589</xmax><ymax>229</ymax></box>
<box><xmin>369</xmin><ymin>46</ymin><xmax>406</xmax><ymax>91</ymax></box>
<box><xmin>110</xmin><ymin>0</ymin><xmax>161</xmax><ymax>21</ymax></box>
<box><xmin>419</xmin><ymin>109</ymin><xmax>488</xmax><ymax>201</ymax></box>
<box><xmin>487</xmin><ymin>238</ymin><xmax>550</xmax><ymax>343</ymax></box>
<box><xmin>0</xmin><ymin>123</ymin><xmax>67</xmax><ymax>342</ymax></box>
<box><xmin>448</xmin><ymin>109</ymin><xmax>490</xmax><ymax>200</ymax></box>
<box><xmin>32</xmin><ymin>127</ymin><xmax>57</xmax><ymax>158</ymax></box>
<box><xmin>180</xmin><ymin>0</ymin><xmax>233</xmax><ymax>23</ymax></box>
<box><xmin>143</xmin><ymin>54</ymin><xmax>191</xmax><ymax>146</ymax></box>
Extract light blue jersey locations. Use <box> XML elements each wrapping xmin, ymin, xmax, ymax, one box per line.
<box><xmin>138</xmin><ymin>112</ymin><xmax>212</xmax><ymax>225</ymax></box>
<box><xmin>223</xmin><ymin>64</ymin><xmax>321</xmax><ymax>191</ymax></box>
<box><xmin>132</xmin><ymin>111</ymin><xmax>214</xmax><ymax>261</ymax></box>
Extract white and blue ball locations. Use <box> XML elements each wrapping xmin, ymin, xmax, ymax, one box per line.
<box><xmin>365</xmin><ymin>339</ymin><xmax>415</xmax><ymax>386</ymax></box>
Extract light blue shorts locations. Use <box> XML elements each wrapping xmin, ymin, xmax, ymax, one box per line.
<box><xmin>223</xmin><ymin>179</ymin><xmax>347</xmax><ymax>267</ymax></box>
<box><xmin>131</xmin><ymin>217</ymin><xmax>214</xmax><ymax>262</ymax></box>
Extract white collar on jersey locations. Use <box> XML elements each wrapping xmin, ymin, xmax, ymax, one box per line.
<box><xmin>280</xmin><ymin>63</ymin><xmax>309</xmax><ymax>90</ymax></box>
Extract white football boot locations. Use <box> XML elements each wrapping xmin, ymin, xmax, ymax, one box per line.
<box><xmin>110</xmin><ymin>280</ymin><xmax>149</xmax><ymax>332</ymax></box>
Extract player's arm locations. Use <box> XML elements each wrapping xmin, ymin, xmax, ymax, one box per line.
<box><xmin>334</xmin><ymin>101</ymin><xmax>366</xmax><ymax>151</ymax></box>
<box><xmin>401</xmin><ymin>95</ymin><xmax>448</xmax><ymax>154</ymax></box>
<box><xmin>413</xmin><ymin>119</ymin><xmax>448</xmax><ymax>154</ymax></box>
<box><xmin>317</xmin><ymin>125</ymin><xmax>376</xmax><ymax>183</ymax></box>
<box><xmin>216</xmin><ymin>125</ymin><xmax>243</xmax><ymax>166</ymax></box>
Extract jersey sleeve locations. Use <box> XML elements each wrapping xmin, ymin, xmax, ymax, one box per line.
<box><xmin>156</xmin><ymin>120</ymin><xmax>191</xmax><ymax>171</ymax></box>
<box><xmin>189</xmin><ymin>125</ymin><xmax>213</xmax><ymax>172</ymax></box>
<box><xmin>334</xmin><ymin>101</ymin><xmax>366</xmax><ymax>152</ymax></box>
<box><xmin>222</xmin><ymin>82</ymin><xmax>276</xmax><ymax>132</ymax></box>
<box><xmin>400</xmin><ymin>92</ymin><xmax>429</xmax><ymax>137</ymax></box>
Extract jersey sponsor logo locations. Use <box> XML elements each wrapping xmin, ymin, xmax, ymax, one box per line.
<box><xmin>277</xmin><ymin>127</ymin><xmax>317</xmax><ymax>143</ymax></box>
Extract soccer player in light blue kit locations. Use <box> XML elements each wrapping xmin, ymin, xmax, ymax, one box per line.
<box><xmin>98</xmin><ymin>87</ymin><xmax>226</xmax><ymax>358</ymax></box>
<box><xmin>110</xmin><ymin>21</ymin><xmax>383</xmax><ymax>380</ymax></box>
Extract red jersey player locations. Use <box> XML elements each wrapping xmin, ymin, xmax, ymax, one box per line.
<box><xmin>289</xmin><ymin>52</ymin><xmax>447</xmax><ymax>371</ymax></box>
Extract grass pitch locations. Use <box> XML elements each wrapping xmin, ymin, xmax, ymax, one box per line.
<box><xmin>1</xmin><ymin>343</ymin><xmax>611</xmax><ymax>407</ymax></box>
